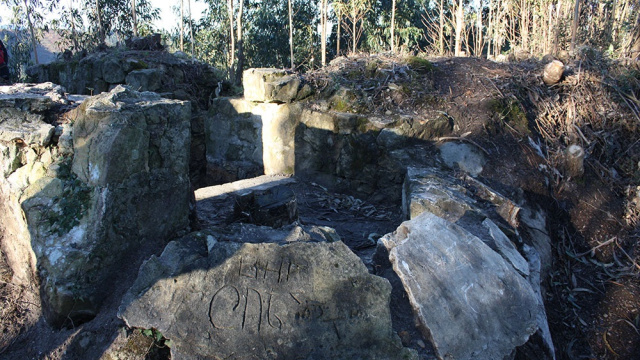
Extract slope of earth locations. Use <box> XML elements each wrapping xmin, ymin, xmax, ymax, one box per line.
<box><xmin>304</xmin><ymin>53</ymin><xmax>640</xmax><ymax>359</ymax></box>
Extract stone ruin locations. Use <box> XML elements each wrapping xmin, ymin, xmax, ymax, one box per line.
<box><xmin>0</xmin><ymin>63</ymin><xmax>557</xmax><ymax>359</ymax></box>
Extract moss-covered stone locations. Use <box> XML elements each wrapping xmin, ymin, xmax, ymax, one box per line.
<box><xmin>405</xmin><ymin>56</ymin><xmax>434</xmax><ymax>73</ymax></box>
<box><xmin>488</xmin><ymin>98</ymin><xmax>530</xmax><ymax>135</ymax></box>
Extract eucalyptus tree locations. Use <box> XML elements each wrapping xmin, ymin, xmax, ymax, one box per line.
<box><xmin>334</xmin><ymin>0</ymin><xmax>372</xmax><ymax>53</ymax></box>
<box><xmin>81</xmin><ymin>0</ymin><xmax>159</xmax><ymax>45</ymax></box>
<box><xmin>1</xmin><ymin>0</ymin><xmax>47</xmax><ymax>64</ymax></box>
<box><xmin>3</xmin><ymin>4</ymin><xmax>37</xmax><ymax>79</ymax></box>
<box><xmin>361</xmin><ymin>0</ymin><xmax>423</xmax><ymax>54</ymax></box>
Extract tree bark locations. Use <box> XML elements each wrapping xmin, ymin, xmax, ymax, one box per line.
<box><xmin>352</xmin><ymin>6</ymin><xmax>357</xmax><ymax>53</ymax></box>
<box><xmin>571</xmin><ymin>0</ymin><xmax>580</xmax><ymax>52</ymax></box>
<box><xmin>321</xmin><ymin>0</ymin><xmax>327</xmax><ymax>66</ymax></box>
<box><xmin>235</xmin><ymin>0</ymin><xmax>244</xmax><ymax>83</ymax></box>
<box><xmin>520</xmin><ymin>0</ymin><xmax>529</xmax><ymax>51</ymax></box>
<box><xmin>95</xmin><ymin>0</ymin><xmax>105</xmax><ymax>44</ymax></box>
<box><xmin>476</xmin><ymin>0</ymin><xmax>482</xmax><ymax>56</ymax></box>
<box><xmin>180</xmin><ymin>0</ymin><xmax>184</xmax><ymax>51</ymax></box>
<box><xmin>23</xmin><ymin>0</ymin><xmax>39</xmax><ymax>64</ymax></box>
<box><xmin>336</xmin><ymin>5</ymin><xmax>341</xmax><ymax>56</ymax></box>
<box><xmin>630</xmin><ymin>10</ymin><xmax>640</xmax><ymax>59</ymax></box>
<box><xmin>227</xmin><ymin>0</ymin><xmax>235</xmax><ymax>80</ymax></box>
<box><xmin>189</xmin><ymin>0</ymin><xmax>194</xmax><ymax>58</ymax></box>
<box><xmin>391</xmin><ymin>0</ymin><xmax>396</xmax><ymax>53</ymax></box>
<box><xmin>132</xmin><ymin>0</ymin><xmax>138</xmax><ymax>37</ymax></box>
<box><xmin>289</xmin><ymin>0</ymin><xmax>294</xmax><ymax>68</ymax></box>
<box><xmin>69</xmin><ymin>0</ymin><xmax>79</xmax><ymax>51</ymax></box>
<box><xmin>454</xmin><ymin>0</ymin><xmax>464</xmax><ymax>56</ymax></box>
<box><xmin>439</xmin><ymin>0</ymin><xmax>444</xmax><ymax>55</ymax></box>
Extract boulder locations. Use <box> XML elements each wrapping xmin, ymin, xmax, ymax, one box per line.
<box><xmin>1</xmin><ymin>85</ymin><xmax>192</xmax><ymax>326</ymax></box>
<box><xmin>378</xmin><ymin>213</ymin><xmax>540</xmax><ymax>360</ymax></box>
<box><xmin>125</xmin><ymin>68</ymin><xmax>164</xmax><ymax>92</ymax></box>
<box><xmin>243</xmin><ymin>68</ymin><xmax>310</xmax><ymax>103</ymax></box>
<box><xmin>102</xmin><ymin>57</ymin><xmax>126</xmax><ymax>84</ymax></box>
<box><xmin>396</xmin><ymin>166</ymin><xmax>555</xmax><ymax>359</ymax></box>
<box><xmin>125</xmin><ymin>34</ymin><xmax>163</xmax><ymax>51</ymax></box>
<box><xmin>119</xmin><ymin>226</ymin><xmax>416</xmax><ymax>360</ymax></box>
<box><xmin>0</xmin><ymin>82</ymin><xmax>68</xmax><ymax>112</ymax></box>
<box><xmin>438</xmin><ymin>141</ymin><xmax>487</xmax><ymax>176</ymax></box>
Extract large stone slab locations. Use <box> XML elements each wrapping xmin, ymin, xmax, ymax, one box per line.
<box><xmin>243</xmin><ymin>68</ymin><xmax>311</xmax><ymax>103</ymax></box>
<box><xmin>400</xmin><ymin>167</ymin><xmax>555</xmax><ymax>359</ymax></box>
<box><xmin>1</xmin><ymin>85</ymin><xmax>192</xmax><ymax>326</ymax></box>
<box><xmin>195</xmin><ymin>175</ymin><xmax>297</xmax><ymax>228</ymax></box>
<box><xmin>0</xmin><ymin>83</ymin><xmax>72</xmax><ymax>287</ymax></box>
<box><xmin>379</xmin><ymin>213</ymin><xmax>539</xmax><ymax>360</ymax></box>
<box><xmin>120</xmin><ymin>226</ymin><xmax>416</xmax><ymax>360</ymax></box>
<box><xmin>206</xmin><ymin>98</ymin><xmax>300</xmax><ymax>182</ymax></box>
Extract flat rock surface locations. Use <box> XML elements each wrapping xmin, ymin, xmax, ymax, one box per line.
<box><xmin>119</xmin><ymin>230</ymin><xmax>415</xmax><ymax>360</ymax></box>
<box><xmin>196</xmin><ymin>175</ymin><xmax>296</xmax><ymax>228</ymax></box>
<box><xmin>379</xmin><ymin>213</ymin><xmax>539</xmax><ymax>360</ymax></box>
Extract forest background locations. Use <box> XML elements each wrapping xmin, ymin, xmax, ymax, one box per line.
<box><xmin>0</xmin><ymin>0</ymin><xmax>638</xmax><ymax>84</ymax></box>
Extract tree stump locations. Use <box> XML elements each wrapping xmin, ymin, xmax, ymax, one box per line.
<box><xmin>543</xmin><ymin>60</ymin><xmax>565</xmax><ymax>85</ymax></box>
<box><xmin>564</xmin><ymin>144</ymin><xmax>585</xmax><ymax>178</ymax></box>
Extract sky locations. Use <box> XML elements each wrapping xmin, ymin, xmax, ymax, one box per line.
<box><xmin>0</xmin><ymin>0</ymin><xmax>208</xmax><ymax>32</ymax></box>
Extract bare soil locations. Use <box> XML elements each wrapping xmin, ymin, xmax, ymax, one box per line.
<box><xmin>1</xmin><ymin>54</ymin><xmax>639</xmax><ymax>359</ymax></box>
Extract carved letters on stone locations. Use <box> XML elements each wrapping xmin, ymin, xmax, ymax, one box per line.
<box><xmin>120</xmin><ymin>239</ymin><xmax>412</xmax><ymax>359</ymax></box>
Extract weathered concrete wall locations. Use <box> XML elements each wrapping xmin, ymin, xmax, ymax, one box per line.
<box><xmin>0</xmin><ymin>84</ymin><xmax>191</xmax><ymax>326</ymax></box>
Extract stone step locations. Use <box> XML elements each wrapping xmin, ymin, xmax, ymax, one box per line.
<box><xmin>195</xmin><ymin>175</ymin><xmax>297</xmax><ymax>228</ymax></box>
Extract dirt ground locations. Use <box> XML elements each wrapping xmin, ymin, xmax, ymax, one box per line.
<box><xmin>1</xmin><ymin>54</ymin><xmax>640</xmax><ymax>359</ymax></box>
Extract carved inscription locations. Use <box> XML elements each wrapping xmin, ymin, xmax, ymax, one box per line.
<box><xmin>209</xmin><ymin>254</ymin><xmax>315</xmax><ymax>334</ymax></box>
<box><xmin>208</xmin><ymin>252</ymin><xmax>360</xmax><ymax>336</ymax></box>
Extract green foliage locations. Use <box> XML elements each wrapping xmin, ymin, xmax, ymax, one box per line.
<box><xmin>3</xmin><ymin>31</ymin><xmax>32</xmax><ymax>82</ymax></box>
<box><xmin>3</xmin><ymin>4</ymin><xmax>39</xmax><ymax>82</ymax></box>
<box><xmin>141</xmin><ymin>328</ymin><xmax>164</xmax><ymax>342</ymax></box>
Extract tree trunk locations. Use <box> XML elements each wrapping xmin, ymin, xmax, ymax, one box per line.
<box><xmin>69</xmin><ymin>0</ymin><xmax>79</xmax><ymax>51</ymax></box>
<box><xmin>391</xmin><ymin>0</ymin><xmax>396</xmax><ymax>53</ymax></box>
<box><xmin>630</xmin><ymin>10</ymin><xmax>640</xmax><ymax>59</ymax></box>
<box><xmin>23</xmin><ymin>0</ymin><xmax>39</xmax><ymax>64</ymax></box>
<box><xmin>439</xmin><ymin>0</ymin><xmax>444</xmax><ymax>55</ymax></box>
<box><xmin>321</xmin><ymin>0</ymin><xmax>327</xmax><ymax>66</ymax></box>
<box><xmin>228</xmin><ymin>0</ymin><xmax>235</xmax><ymax>80</ymax></box>
<box><xmin>95</xmin><ymin>0</ymin><xmax>105</xmax><ymax>44</ymax></box>
<box><xmin>235</xmin><ymin>0</ymin><xmax>244</xmax><ymax>83</ymax></box>
<box><xmin>454</xmin><ymin>0</ymin><xmax>464</xmax><ymax>56</ymax></box>
<box><xmin>180</xmin><ymin>0</ymin><xmax>184</xmax><ymax>51</ymax></box>
<box><xmin>476</xmin><ymin>1</ymin><xmax>482</xmax><ymax>56</ymax></box>
<box><xmin>520</xmin><ymin>0</ymin><xmax>529</xmax><ymax>51</ymax></box>
<box><xmin>352</xmin><ymin>7</ymin><xmax>357</xmax><ymax>53</ymax></box>
<box><xmin>571</xmin><ymin>0</ymin><xmax>580</xmax><ymax>52</ymax></box>
<box><xmin>189</xmin><ymin>0</ymin><xmax>194</xmax><ymax>58</ymax></box>
<box><xmin>289</xmin><ymin>0</ymin><xmax>294</xmax><ymax>68</ymax></box>
<box><xmin>336</xmin><ymin>6</ymin><xmax>341</xmax><ymax>56</ymax></box>
<box><xmin>132</xmin><ymin>0</ymin><xmax>138</xmax><ymax>37</ymax></box>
